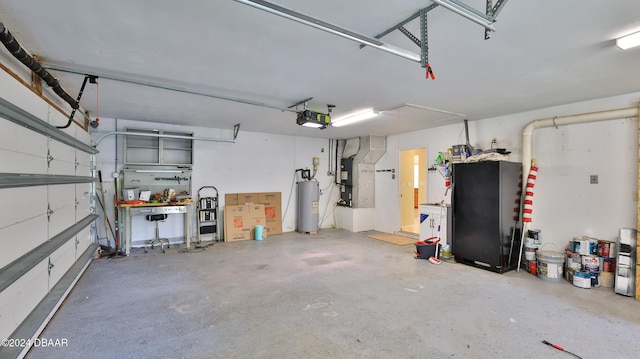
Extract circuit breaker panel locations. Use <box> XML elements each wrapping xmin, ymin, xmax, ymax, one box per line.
<box><xmin>340</xmin><ymin>157</ymin><xmax>353</xmax><ymax>207</ymax></box>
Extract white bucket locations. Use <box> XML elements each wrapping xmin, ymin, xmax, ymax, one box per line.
<box><xmin>536</xmin><ymin>249</ymin><xmax>564</xmax><ymax>282</ymax></box>
<box><xmin>524</xmin><ymin>246</ymin><xmax>537</xmax><ymax>261</ymax></box>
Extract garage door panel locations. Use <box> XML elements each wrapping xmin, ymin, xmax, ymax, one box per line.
<box><xmin>48</xmin><ymin>205</ymin><xmax>75</xmax><ymax>240</ymax></box>
<box><xmin>75</xmin><ymin>227</ymin><xmax>92</xmax><ymax>260</ymax></box>
<box><xmin>0</xmin><ymin>120</ymin><xmax>48</xmax><ymax>174</ymax></box>
<box><xmin>76</xmin><ymin>184</ymin><xmax>93</xmax><ymax>220</ymax></box>
<box><xmin>0</xmin><ymin>187</ymin><xmax>47</xmax><ymax>229</ymax></box>
<box><xmin>76</xmin><ymin>151</ymin><xmax>92</xmax><ymax>176</ymax></box>
<box><xmin>0</xmin><ymin>149</ymin><xmax>48</xmax><ymax>173</ymax></box>
<box><xmin>0</xmin><ymin>73</ymin><xmax>50</xmax><ymax>124</ymax></box>
<box><xmin>75</xmin><ymin>127</ymin><xmax>91</xmax><ymax>146</ymax></box>
<box><xmin>48</xmin><ymin>138</ymin><xmax>76</xmax><ymax>176</ymax></box>
<box><xmin>48</xmin><ymin>238</ymin><xmax>76</xmax><ymax>291</ymax></box>
<box><xmin>0</xmin><ymin>120</ymin><xmax>48</xmax><ymax>157</ymax></box>
<box><xmin>0</xmin><ymin>216</ymin><xmax>48</xmax><ymax>269</ymax></box>
<box><xmin>49</xmin><ymin>184</ymin><xmax>76</xmax><ymax>208</ymax></box>
<box><xmin>0</xmin><ymin>260</ymin><xmax>48</xmax><ymax>340</ymax></box>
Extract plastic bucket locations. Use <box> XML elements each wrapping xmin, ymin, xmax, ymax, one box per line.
<box><xmin>255</xmin><ymin>225</ymin><xmax>264</xmax><ymax>240</ymax></box>
<box><xmin>536</xmin><ymin>249</ymin><xmax>564</xmax><ymax>282</ymax></box>
<box><xmin>524</xmin><ymin>246</ymin><xmax>537</xmax><ymax>261</ymax></box>
<box><xmin>415</xmin><ymin>238</ymin><xmax>440</xmax><ymax>259</ymax></box>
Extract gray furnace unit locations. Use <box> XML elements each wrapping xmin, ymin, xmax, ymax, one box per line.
<box><xmin>297</xmin><ymin>180</ymin><xmax>319</xmax><ymax>233</ymax></box>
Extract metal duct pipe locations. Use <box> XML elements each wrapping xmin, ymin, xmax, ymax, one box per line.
<box><xmin>521</xmin><ymin>106</ymin><xmax>639</xmax><ymax>192</ymax></box>
<box><xmin>516</xmin><ymin>105</ymin><xmax>640</xmax><ymax>271</ymax></box>
<box><xmin>0</xmin><ymin>21</ymin><xmax>79</xmax><ymax>110</ymax></box>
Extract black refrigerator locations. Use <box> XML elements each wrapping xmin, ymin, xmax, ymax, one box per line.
<box><xmin>451</xmin><ymin>161</ymin><xmax>522</xmax><ymax>273</ymax></box>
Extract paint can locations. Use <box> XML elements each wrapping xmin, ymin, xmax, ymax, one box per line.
<box><xmin>536</xmin><ymin>250</ymin><xmax>564</xmax><ymax>282</ymax></box>
<box><xmin>597</xmin><ymin>240</ymin><xmax>616</xmax><ymax>258</ymax></box>
<box><xmin>525</xmin><ymin>236</ymin><xmax>536</xmax><ymax>248</ymax></box>
<box><xmin>573</xmin><ymin>270</ymin><xmax>591</xmax><ymax>289</ymax></box>
<box><xmin>572</xmin><ymin>237</ymin><xmax>597</xmax><ymax>255</ymax></box>
<box><xmin>600</xmin><ymin>271</ymin><xmax>615</xmax><ymax>288</ymax></box>
<box><xmin>527</xmin><ymin>229</ymin><xmax>542</xmax><ymax>246</ymax></box>
<box><xmin>527</xmin><ymin>260</ymin><xmax>537</xmax><ymax>275</ymax></box>
<box><xmin>524</xmin><ymin>245</ymin><xmax>538</xmax><ymax>261</ymax></box>
<box><xmin>602</xmin><ymin>258</ymin><xmax>616</xmax><ymax>272</ymax></box>
<box><xmin>565</xmin><ymin>266</ymin><xmax>575</xmax><ymax>282</ymax></box>
<box><xmin>565</xmin><ymin>251</ymin><xmax>582</xmax><ymax>271</ymax></box>
<box><xmin>582</xmin><ymin>255</ymin><xmax>599</xmax><ymax>272</ymax></box>
<box><xmin>590</xmin><ymin>272</ymin><xmax>601</xmax><ymax>288</ymax></box>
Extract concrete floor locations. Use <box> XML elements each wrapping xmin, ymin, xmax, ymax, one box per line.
<box><xmin>27</xmin><ymin>229</ymin><xmax>639</xmax><ymax>359</ymax></box>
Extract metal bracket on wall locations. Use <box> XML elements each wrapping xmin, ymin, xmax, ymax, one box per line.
<box><xmin>47</xmin><ymin>258</ymin><xmax>54</xmax><ymax>276</ymax></box>
<box><xmin>47</xmin><ymin>204</ymin><xmax>54</xmax><ymax>222</ymax></box>
<box><xmin>47</xmin><ymin>149</ymin><xmax>54</xmax><ymax>168</ymax></box>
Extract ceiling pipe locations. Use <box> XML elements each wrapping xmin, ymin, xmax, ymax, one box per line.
<box><xmin>233</xmin><ymin>0</ymin><xmax>421</xmax><ymax>63</ymax></box>
<box><xmin>43</xmin><ymin>63</ymin><xmax>300</xmax><ymax>114</ymax></box>
<box><xmin>522</xmin><ymin>106</ymin><xmax>639</xmax><ymax>187</ymax></box>
<box><xmin>93</xmin><ymin>127</ymin><xmax>240</xmax><ymax>147</ymax></box>
<box><xmin>0</xmin><ymin>21</ymin><xmax>79</xmax><ymax>118</ymax></box>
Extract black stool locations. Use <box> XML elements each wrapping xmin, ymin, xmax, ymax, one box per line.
<box><xmin>145</xmin><ymin>214</ymin><xmax>170</xmax><ymax>253</ymax></box>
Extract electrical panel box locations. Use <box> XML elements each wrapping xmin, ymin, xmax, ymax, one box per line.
<box><xmin>340</xmin><ymin>157</ymin><xmax>354</xmax><ymax>207</ymax></box>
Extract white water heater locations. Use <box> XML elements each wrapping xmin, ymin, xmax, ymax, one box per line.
<box><xmin>297</xmin><ymin>180</ymin><xmax>319</xmax><ymax>233</ymax></box>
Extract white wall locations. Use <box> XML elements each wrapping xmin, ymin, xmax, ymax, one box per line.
<box><xmin>376</xmin><ymin>92</ymin><xmax>640</xmax><ymax>250</ymax></box>
<box><xmin>93</xmin><ymin>119</ymin><xmax>340</xmax><ymax>243</ymax></box>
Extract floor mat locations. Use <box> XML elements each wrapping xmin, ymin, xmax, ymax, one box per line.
<box><xmin>367</xmin><ymin>233</ymin><xmax>416</xmax><ymax>246</ymax></box>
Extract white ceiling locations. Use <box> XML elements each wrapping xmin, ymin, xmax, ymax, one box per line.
<box><xmin>1</xmin><ymin>0</ymin><xmax>639</xmax><ymax>139</ymax></box>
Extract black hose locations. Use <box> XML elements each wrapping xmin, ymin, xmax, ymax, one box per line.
<box><xmin>0</xmin><ymin>21</ymin><xmax>79</xmax><ymax>127</ymax></box>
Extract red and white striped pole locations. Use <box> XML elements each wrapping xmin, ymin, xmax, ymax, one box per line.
<box><xmin>522</xmin><ymin>165</ymin><xmax>538</xmax><ymax>223</ymax></box>
<box><xmin>517</xmin><ymin>163</ymin><xmax>539</xmax><ymax>271</ymax></box>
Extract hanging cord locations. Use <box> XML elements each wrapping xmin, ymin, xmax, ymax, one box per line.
<box><xmin>95</xmin><ymin>81</ymin><xmax>99</xmax><ymax>124</ymax></box>
<box><xmin>541</xmin><ymin>340</ymin><xmax>582</xmax><ymax>359</ymax></box>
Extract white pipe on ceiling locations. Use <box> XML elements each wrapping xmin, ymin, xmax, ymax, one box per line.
<box><xmin>521</xmin><ymin>106</ymin><xmax>639</xmax><ymax>187</ymax></box>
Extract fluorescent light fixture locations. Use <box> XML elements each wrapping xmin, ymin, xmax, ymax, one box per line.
<box><xmin>616</xmin><ymin>31</ymin><xmax>640</xmax><ymax>50</ymax></box>
<box><xmin>234</xmin><ymin>0</ymin><xmax>421</xmax><ymax>62</ymax></box>
<box><xmin>331</xmin><ymin>109</ymin><xmax>379</xmax><ymax>127</ymax></box>
<box><xmin>431</xmin><ymin>0</ymin><xmax>496</xmax><ymax>31</ymax></box>
<box><xmin>302</xmin><ymin>122</ymin><xmax>324</xmax><ymax>128</ymax></box>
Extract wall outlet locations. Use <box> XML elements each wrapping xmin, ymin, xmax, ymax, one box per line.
<box><xmin>589</xmin><ymin>175</ymin><xmax>598</xmax><ymax>184</ymax></box>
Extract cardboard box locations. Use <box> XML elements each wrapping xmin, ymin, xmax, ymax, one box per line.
<box><xmin>258</xmin><ymin>192</ymin><xmax>282</xmax><ymax>235</ymax></box>
<box><xmin>225</xmin><ymin>193</ymin><xmax>238</xmax><ymax>206</ymax></box>
<box><xmin>224</xmin><ymin>204</ymin><xmax>265</xmax><ymax>242</ymax></box>
<box><xmin>238</xmin><ymin>192</ymin><xmax>260</xmax><ymax>204</ymax></box>
<box><xmin>224</xmin><ymin>192</ymin><xmax>283</xmax><ymax>236</ymax></box>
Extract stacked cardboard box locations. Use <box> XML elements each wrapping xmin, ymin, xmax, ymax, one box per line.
<box><xmin>224</xmin><ymin>192</ymin><xmax>282</xmax><ymax>240</ymax></box>
<box><xmin>223</xmin><ymin>203</ymin><xmax>266</xmax><ymax>242</ymax></box>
